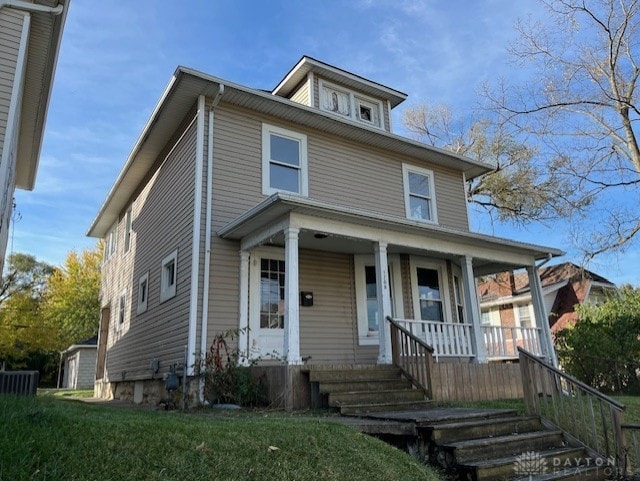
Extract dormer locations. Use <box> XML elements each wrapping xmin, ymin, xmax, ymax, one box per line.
<box><xmin>272</xmin><ymin>56</ymin><xmax>407</xmax><ymax>133</ymax></box>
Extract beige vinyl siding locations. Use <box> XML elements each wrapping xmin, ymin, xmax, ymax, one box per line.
<box><xmin>0</xmin><ymin>9</ymin><xmax>26</xmax><ymax>153</ymax></box>
<box><xmin>289</xmin><ymin>80</ymin><xmax>310</xmax><ymax>106</ymax></box>
<box><xmin>100</xmin><ymin>117</ymin><xmax>198</xmax><ymax>381</ymax></box>
<box><xmin>212</xmin><ymin>104</ymin><xmax>469</xmax><ymax>230</ymax></box>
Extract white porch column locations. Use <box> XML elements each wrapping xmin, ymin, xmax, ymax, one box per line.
<box><xmin>375</xmin><ymin>241</ymin><xmax>393</xmax><ymax>364</ymax></box>
<box><xmin>237</xmin><ymin>251</ymin><xmax>250</xmax><ymax>366</ymax></box>
<box><xmin>460</xmin><ymin>255</ymin><xmax>487</xmax><ymax>363</ymax></box>
<box><xmin>284</xmin><ymin>227</ymin><xmax>302</xmax><ymax>365</ymax></box>
<box><xmin>527</xmin><ymin>265</ymin><xmax>558</xmax><ymax>367</ymax></box>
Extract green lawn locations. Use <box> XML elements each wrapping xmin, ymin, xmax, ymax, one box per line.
<box><xmin>1</xmin><ymin>395</ymin><xmax>442</xmax><ymax>481</ymax></box>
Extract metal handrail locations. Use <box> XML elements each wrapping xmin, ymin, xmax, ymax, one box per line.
<box><xmin>518</xmin><ymin>347</ymin><xmax>628</xmax><ymax>472</ymax></box>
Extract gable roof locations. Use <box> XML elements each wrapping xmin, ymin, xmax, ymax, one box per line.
<box><xmin>88</xmin><ymin>65</ymin><xmax>495</xmax><ymax>238</ymax></box>
<box><xmin>271</xmin><ymin>55</ymin><xmax>408</xmax><ymax>108</ymax></box>
<box><xmin>478</xmin><ymin>262</ymin><xmax>616</xmax><ymax>303</ymax></box>
<box><xmin>6</xmin><ymin>0</ymin><xmax>71</xmax><ymax>190</ymax></box>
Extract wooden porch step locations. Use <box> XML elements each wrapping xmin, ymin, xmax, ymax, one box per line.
<box><xmin>443</xmin><ymin>430</ymin><xmax>566</xmax><ymax>464</ymax></box>
<box><xmin>329</xmin><ymin>388</ymin><xmax>425</xmax><ymax>407</ymax></box>
<box><xmin>513</xmin><ymin>465</ymin><xmax>607</xmax><ymax>481</ymax></box>
<box><xmin>461</xmin><ymin>446</ymin><xmax>586</xmax><ymax>481</ymax></box>
<box><xmin>338</xmin><ymin>399</ymin><xmax>434</xmax><ymax>415</ymax></box>
<box><xmin>318</xmin><ymin>378</ymin><xmax>412</xmax><ymax>394</ymax></box>
<box><xmin>427</xmin><ymin>415</ymin><xmax>544</xmax><ymax>444</ymax></box>
<box><xmin>309</xmin><ymin>367</ymin><xmax>402</xmax><ymax>383</ymax></box>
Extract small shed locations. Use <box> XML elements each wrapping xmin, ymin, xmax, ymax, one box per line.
<box><xmin>61</xmin><ymin>336</ymin><xmax>97</xmax><ymax>389</ymax></box>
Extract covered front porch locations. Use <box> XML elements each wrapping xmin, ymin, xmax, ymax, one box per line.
<box><xmin>218</xmin><ymin>193</ymin><xmax>562</xmax><ymax>368</ymax></box>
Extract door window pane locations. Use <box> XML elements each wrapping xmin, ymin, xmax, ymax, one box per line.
<box><xmin>365</xmin><ymin>266</ymin><xmax>378</xmax><ymax>333</ymax></box>
<box><xmin>260</xmin><ymin>258</ymin><xmax>285</xmax><ymax>329</ymax></box>
<box><xmin>416</xmin><ymin>267</ymin><xmax>443</xmax><ymax>322</ymax></box>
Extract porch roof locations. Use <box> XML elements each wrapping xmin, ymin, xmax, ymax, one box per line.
<box><xmin>218</xmin><ymin>193</ymin><xmax>564</xmax><ymax>274</ymax></box>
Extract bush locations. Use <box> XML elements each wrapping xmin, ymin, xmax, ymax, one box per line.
<box><xmin>201</xmin><ymin>329</ymin><xmax>267</xmax><ymax>406</ymax></box>
<box><xmin>556</xmin><ymin>286</ymin><xmax>640</xmax><ymax>394</ymax></box>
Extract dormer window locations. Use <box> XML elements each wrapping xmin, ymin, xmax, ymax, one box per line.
<box><xmin>319</xmin><ymin>79</ymin><xmax>384</xmax><ymax>129</ymax></box>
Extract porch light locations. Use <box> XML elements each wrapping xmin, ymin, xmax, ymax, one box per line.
<box><xmin>313</xmin><ymin>232</ymin><xmax>328</xmax><ymax>239</ymax></box>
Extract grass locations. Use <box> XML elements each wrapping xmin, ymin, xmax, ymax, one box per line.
<box><xmin>0</xmin><ymin>395</ymin><xmax>442</xmax><ymax>481</ymax></box>
<box><xmin>37</xmin><ymin>388</ymin><xmax>94</xmax><ymax>399</ymax></box>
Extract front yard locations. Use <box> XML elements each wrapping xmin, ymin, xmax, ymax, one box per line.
<box><xmin>1</xmin><ymin>394</ymin><xmax>441</xmax><ymax>481</ymax></box>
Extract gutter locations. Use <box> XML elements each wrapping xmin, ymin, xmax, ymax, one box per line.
<box><xmin>187</xmin><ymin>95</ymin><xmax>207</xmax><ymax>376</ymax></box>
<box><xmin>198</xmin><ymin>84</ymin><xmax>224</xmax><ymax>401</ymax></box>
<box><xmin>0</xmin><ymin>0</ymin><xmax>64</xmax><ymax>14</ymax></box>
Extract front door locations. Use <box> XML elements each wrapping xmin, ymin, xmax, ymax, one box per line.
<box><xmin>249</xmin><ymin>248</ymin><xmax>285</xmax><ymax>358</ymax></box>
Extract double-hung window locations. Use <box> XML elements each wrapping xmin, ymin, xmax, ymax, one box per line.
<box><xmin>402</xmin><ymin>164</ymin><xmax>437</xmax><ymax>223</ymax></box>
<box><xmin>160</xmin><ymin>250</ymin><xmax>177</xmax><ymax>302</ymax></box>
<box><xmin>262</xmin><ymin>124</ymin><xmax>308</xmax><ymax>196</ymax></box>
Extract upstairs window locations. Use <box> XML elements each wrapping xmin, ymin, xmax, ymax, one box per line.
<box><xmin>319</xmin><ymin>79</ymin><xmax>384</xmax><ymax>129</ymax></box>
<box><xmin>117</xmin><ymin>292</ymin><xmax>126</xmax><ymax>330</ymax></box>
<box><xmin>123</xmin><ymin>208</ymin><xmax>132</xmax><ymax>253</ymax></box>
<box><xmin>403</xmin><ymin>164</ymin><xmax>437</xmax><ymax>223</ymax></box>
<box><xmin>160</xmin><ymin>250</ymin><xmax>177</xmax><ymax>302</ymax></box>
<box><xmin>137</xmin><ymin>272</ymin><xmax>149</xmax><ymax>314</ymax></box>
<box><xmin>262</xmin><ymin>124</ymin><xmax>308</xmax><ymax>196</ymax></box>
<box><xmin>104</xmin><ymin>224</ymin><xmax>117</xmax><ymax>262</ymax></box>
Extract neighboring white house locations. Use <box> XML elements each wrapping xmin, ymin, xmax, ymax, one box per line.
<box><xmin>0</xmin><ymin>0</ymin><xmax>70</xmax><ymax>273</ymax></box>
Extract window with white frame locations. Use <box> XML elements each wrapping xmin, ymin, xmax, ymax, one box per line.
<box><xmin>262</xmin><ymin>124</ymin><xmax>308</xmax><ymax>196</ymax></box>
<box><xmin>160</xmin><ymin>250</ymin><xmax>177</xmax><ymax>302</ymax></box>
<box><xmin>124</xmin><ymin>208</ymin><xmax>132</xmax><ymax>253</ymax></box>
<box><xmin>453</xmin><ymin>274</ymin><xmax>465</xmax><ymax>323</ymax></box>
<box><xmin>481</xmin><ymin>310</ymin><xmax>491</xmax><ymax>325</ymax></box>
<box><xmin>517</xmin><ymin>303</ymin><xmax>533</xmax><ymax>328</ymax></box>
<box><xmin>319</xmin><ymin>79</ymin><xmax>384</xmax><ymax>129</ymax></box>
<box><xmin>137</xmin><ymin>272</ymin><xmax>149</xmax><ymax>314</ymax></box>
<box><xmin>403</xmin><ymin>164</ymin><xmax>437</xmax><ymax>223</ymax></box>
<box><xmin>104</xmin><ymin>224</ymin><xmax>117</xmax><ymax>262</ymax></box>
<box><xmin>117</xmin><ymin>292</ymin><xmax>126</xmax><ymax>329</ymax></box>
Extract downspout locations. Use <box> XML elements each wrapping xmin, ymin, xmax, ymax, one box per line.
<box><xmin>198</xmin><ymin>84</ymin><xmax>224</xmax><ymax>403</ymax></box>
<box><xmin>187</xmin><ymin>96</ymin><xmax>207</xmax><ymax>377</ymax></box>
<box><xmin>0</xmin><ymin>0</ymin><xmax>64</xmax><ymax>15</ymax></box>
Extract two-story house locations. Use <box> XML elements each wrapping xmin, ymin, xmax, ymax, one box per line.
<box><xmin>88</xmin><ymin>56</ymin><xmax>563</xmax><ymax>408</ymax></box>
<box><xmin>0</xmin><ymin>0</ymin><xmax>69</xmax><ymax>273</ymax></box>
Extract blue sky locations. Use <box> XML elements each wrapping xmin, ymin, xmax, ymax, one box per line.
<box><xmin>11</xmin><ymin>0</ymin><xmax>639</xmax><ymax>286</ymax></box>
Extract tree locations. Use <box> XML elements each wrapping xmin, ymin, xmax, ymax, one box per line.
<box><xmin>42</xmin><ymin>244</ymin><xmax>102</xmax><ymax>348</ymax></box>
<box><xmin>0</xmin><ymin>254</ymin><xmax>55</xmax><ymax>366</ymax></box>
<box><xmin>403</xmin><ymin>104</ymin><xmax>580</xmax><ymax>223</ymax></box>
<box><xmin>485</xmin><ymin>0</ymin><xmax>640</xmax><ymax>259</ymax></box>
<box><xmin>556</xmin><ymin>286</ymin><xmax>640</xmax><ymax>394</ymax></box>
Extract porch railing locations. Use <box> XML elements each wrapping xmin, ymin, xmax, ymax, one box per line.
<box><xmin>623</xmin><ymin>424</ymin><xmax>640</xmax><ymax>476</ymax></box>
<box><xmin>394</xmin><ymin>319</ymin><xmax>474</xmax><ymax>361</ymax></box>
<box><xmin>519</xmin><ymin>348</ymin><xmax>629</xmax><ymax>473</ymax></box>
<box><xmin>482</xmin><ymin>325</ymin><xmax>542</xmax><ymax>358</ymax></box>
<box><xmin>388</xmin><ymin>316</ymin><xmax>434</xmax><ymax>399</ymax></box>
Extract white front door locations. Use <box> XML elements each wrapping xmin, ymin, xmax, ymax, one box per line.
<box><xmin>249</xmin><ymin>247</ymin><xmax>285</xmax><ymax>359</ymax></box>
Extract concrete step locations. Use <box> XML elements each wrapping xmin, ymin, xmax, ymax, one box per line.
<box><xmin>318</xmin><ymin>378</ymin><xmax>412</xmax><ymax>394</ymax></box>
<box><xmin>309</xmin><ymin>367</ymin><xmax>402</xmax><ymax>383</ymax></box>
<box><xmin>428</xmin><ymin>415</ymin><xmax>544</xmax><ymax>444</ymax></box>
<box><xmin>461</xmin><ymin>446</ymin><xmax>586</xmax><ymax>481</ymax></box>
<box><xmin>329</xmin><ymin>388</ymin><xmax>425</xmax><ymax>407</ymax></box>
<box><xmin>444</xmin><ymin>430</ymin><xmax>566</xmax><ymax>464</ymax></box>
<box><xmin>339</xmin><ymin>399</ymin><xmax>434</xmax><ymax>415</ymax></box>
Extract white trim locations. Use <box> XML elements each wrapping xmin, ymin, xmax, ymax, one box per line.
<box><xmin>160</xmin><ymin>249</ymin><xmax>178</xmax><ymax>303</ymax></box>
<box><xmin>307</xmin><ymin>71</ymin><xmax>315</xmax><ymax>107</ymax></box>
<box><xmin>402</xmin><ymin>163</ymin><xmax>438</xmax><ymax>224</ymax></box>
<box><xmin>136</xmin><ymin>272</ymin><xmax>149</xmax><ymax>314</ymax></box>
<box><xmin>318</xmin><ymin>78</ymin><xmax>384</xmax><ymax>130</ymax></box>
<box><xmin>409</xmin><ymin>257</ymin><xmax>452</xmax><ymax>322</ymax></box>
<box><xmin>386</xmin><ymin>99</ymin><xmax>392</xmax><ymax>132</ymax></box>
<box><xmin>451</xmin><ymin>265</ymin><xmax>466</xmax><ymax>323</ymax></box>
<box><xmin>123</xmin><ymin>207</ymin><xmax>132</xmax><ymax>253</ymax></box>
<box><xmin>261</xmin><ymin>123</ymin><xmax>308</xmax><ymax>197</ymax></box>
<box><xmin>354</xmin><ymin>254</ymin><xmax>403</xmax><ymax>345</ymax></box>
<box><xmin>238</xmin><ymin>251</ymin><xmax>250</xmax><ymax>364</ymax></box>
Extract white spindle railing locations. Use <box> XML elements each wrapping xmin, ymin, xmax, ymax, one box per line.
<box><xmin>482</xmin><ymin>325</ymin><xmax>542</xmax><ymax>358</ymax></box>
<box><xmin>395</xmin><ymin>319</ymin><xmax>474</xmax><ymax>361</ymax></box>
